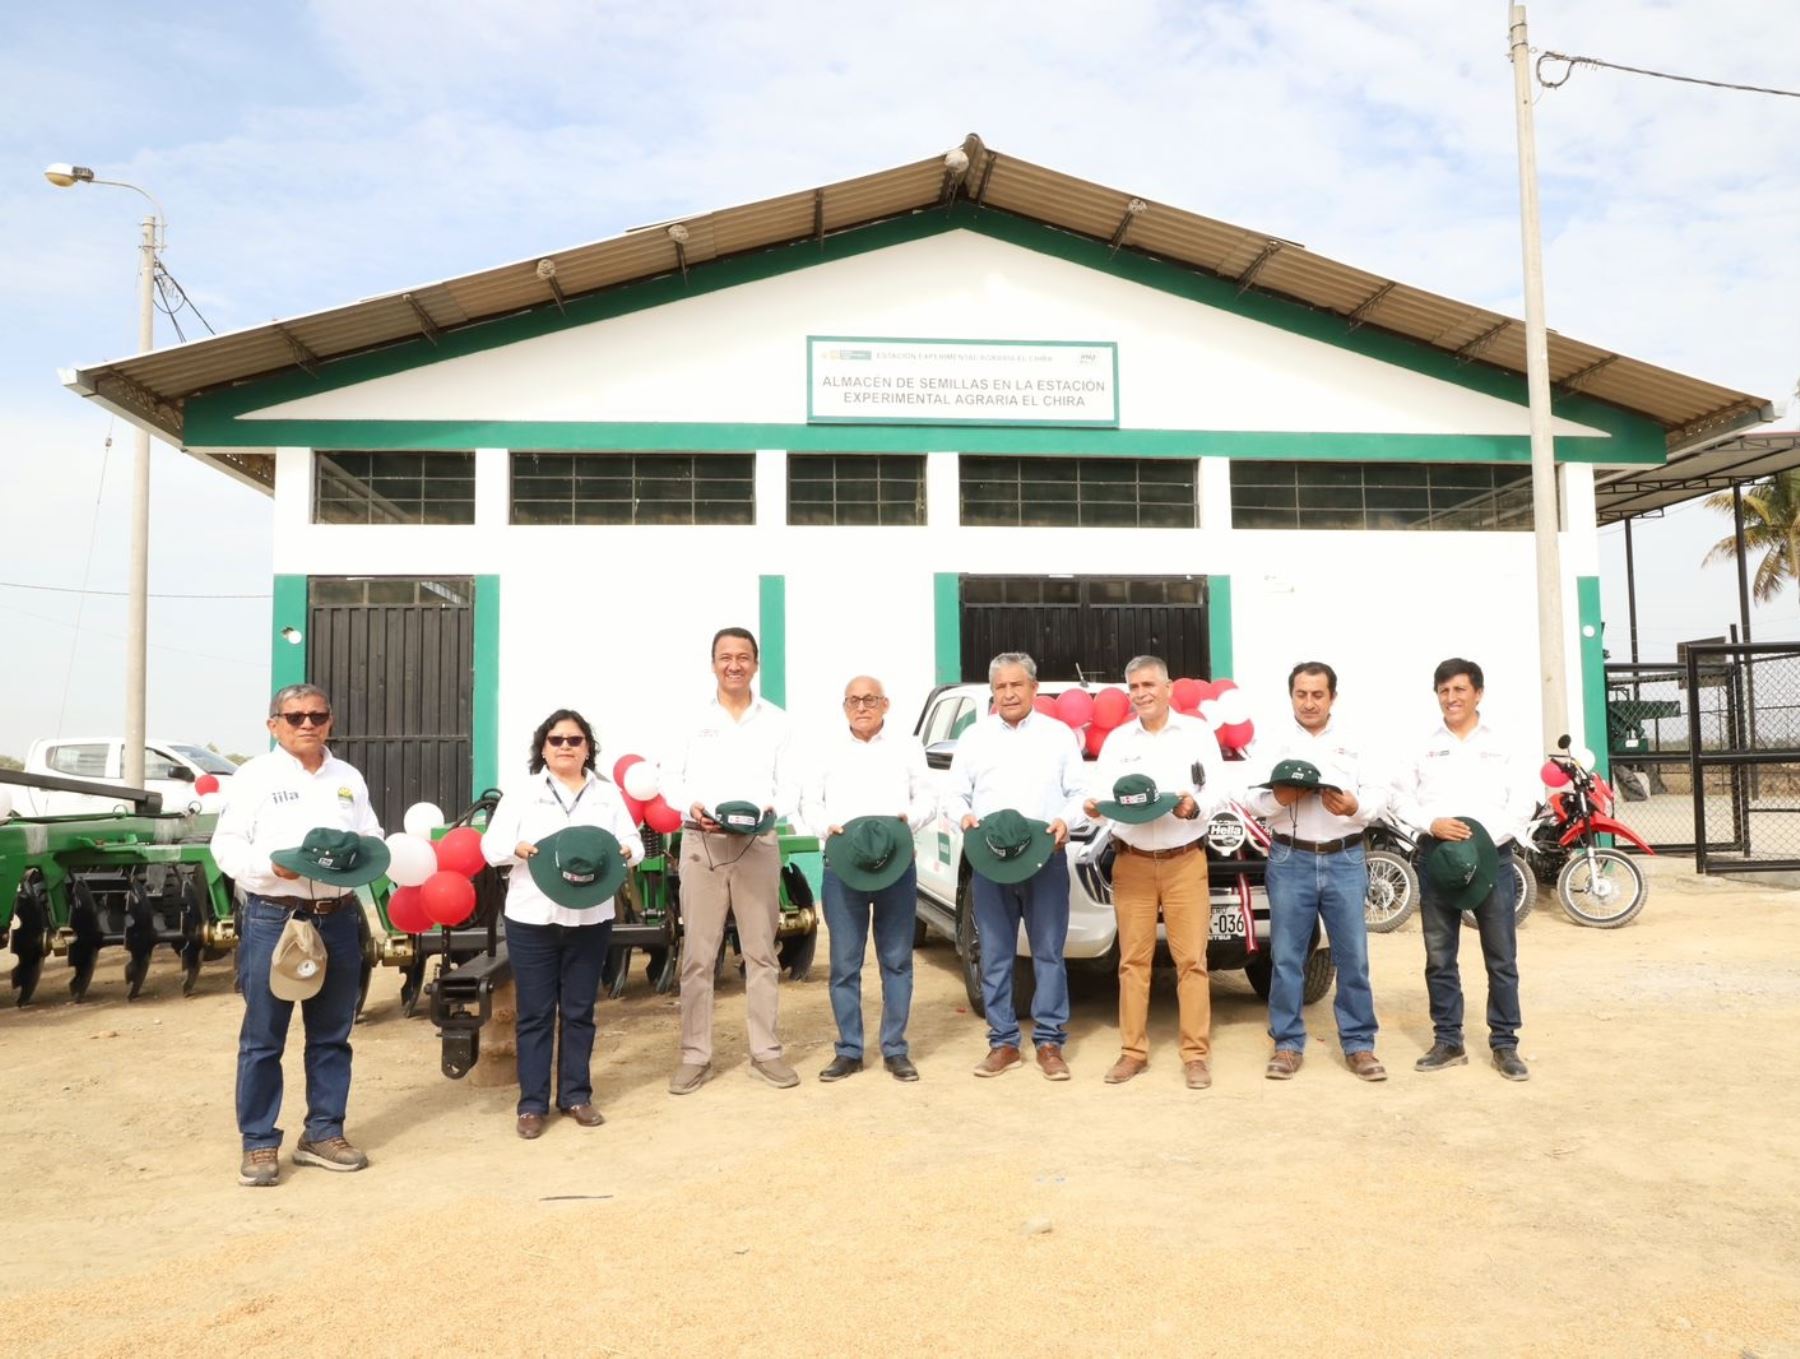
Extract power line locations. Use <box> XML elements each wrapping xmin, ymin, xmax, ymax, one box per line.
<box><xmin>1537</xmin><ymin>50</ymin><xmax>1800</xmax><ymax>99</ymax></box>
<box><xmin>0</xmin><ymin>581</ymin><xmax>269</xmax><ymax>599</ymax></box>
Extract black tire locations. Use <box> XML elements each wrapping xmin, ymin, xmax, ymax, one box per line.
<box><xmin>1364</xmin><ymin>850</ymin><xmax>1420</xmax><ymax>933</ymax></box>
<box><xmin>1463</xmin><ymin>858</ymin><xmax>1536</xmax><ymax>929</ymax></box>
<box><xmin>1557</xmin><ymin>848</ymin><xmax>1648</xmax><ymax>928</ymax></box>
<box><xmin>1301</xmin><ymin>947</ymin><xmax>1335</xmax><ymax>1005</ymax></box>
<box><xmin>1244</xmin><ymin>951</ymin><xmax>1272</xmax><ymax>1001</ymax></box>
<box><xmin>954</xmin><ymin>873</ymin><xmax>986</xmax><ymax>1016</ymax></box>
<box><xmin>913</xmin><ymin>912</ymin><xmax>929</xmax><ymax>948</ymax></box>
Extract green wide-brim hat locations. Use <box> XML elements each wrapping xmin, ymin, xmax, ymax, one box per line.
<box><xmin>713</xmin><ymin>800</ymin><xmax>775</xmax><ymax>835</ymax></box>
<box><xmin>1096</xmin><ymin>772</ymin><xmax>1180</xmax><ymax>824</ymax></box>
<box><xmin>1253</xmin><ymin>758</ymin><xmax>1341</xmax><ymax>794</ymax></box>
<box><xmin>270</xmin><ymin>826</ymin><xmax>391</xmax><ymax>888</ymax></box>
<box><xmin>826</xmin><ymin>815</ymin><xmax>916</xmax><ymax>892</ymax></box>
<box><xmin>528</xmin><ymin>825</ymin><xmax>627</xmax><ymax>909</ymax></box>
<box><xmin>963</xmin><ymin>808</ymin><xmax>1057</xmax><ymax>885</ymax></box>
<box><xmin>1423</xmin><ymin>817</ymin><xmax>1500</xmax><ymax>911</ymax></box>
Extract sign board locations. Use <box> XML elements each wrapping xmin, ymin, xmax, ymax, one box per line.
<box><xmin>807</xmin><ymin>337</ymin><xmax>1119</xmax><ymax>428</ymax></box>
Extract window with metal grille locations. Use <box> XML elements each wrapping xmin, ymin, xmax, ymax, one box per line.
<box><xmin>314</xmin><ymin>452</ymin><xmax>476</xmax><ymax>525</ymax></box>
<box><xmin>959</xmin><ymin>456</ymin><xmax>1197</xmax><ymax>528</ymax></box>
<box><xmin>1230</xmin><ymin>460</ymin><xmax>1534</xmax><ymax>530</ymax></box>
<box><xmin>788</xmin><ymin>453</ymin><xmax>926</xmax><ymax>526</ymax></box>
<box><xmin>510</xmin><ymin>452</ymin><xmax>755</xmax><ymax>525</ymax></box>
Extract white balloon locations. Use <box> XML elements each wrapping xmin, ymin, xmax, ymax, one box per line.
<box><xmin>623</xmin><ymin>763</ymin><xmax>661</xmax><ymax>801</ymax></box>
<box><xmin>1216</xmin><ymin>691</ymin><xmax>1250</xmax><ymax>724</ymax></box>
<box><xmin>385</xmin><ymin>832</ymin><xmax>439</xmax><ymax>887</ymax></box>
<box><xmin>1575</xmin><ymin>745</ymin><xmax>1597</xmax><ymax>772</ymax></box>
<box><xmin>403</xmin><ymin>802</ymin><xmax>444</xmax><ymax>838</ymax></box>
<box><xmin>0</xmin><ymin>786</ymin><xmax>13</xmax><ymax>818</ymax></box>
<box><xmin>1198</xmin><ymin>698</ymin><xmax>1221</xmax><ymax>724</ymax></box>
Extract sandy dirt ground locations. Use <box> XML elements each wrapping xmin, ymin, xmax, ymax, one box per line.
<box><xmin>3</xmin><ymin>860</ymin><xmax>1797</xmax><ymax>1359</ymax></box>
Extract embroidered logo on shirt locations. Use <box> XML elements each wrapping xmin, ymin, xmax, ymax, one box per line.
<box><xmin>337</xmin><ymin>786</ymin><xmax>355</xmax><ymax>805</ymax></box>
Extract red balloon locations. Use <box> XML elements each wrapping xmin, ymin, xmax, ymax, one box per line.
<box><xmin>434</xmin><ymin>826</ymin><xmax>486</xmax><ymax>878</ymax></box>
<box><xmin>1092</xmin><ymin>687</ymin><xmax>1131</xmax><ymax>730</ymax></box>
<box><xmin>612</xmin><ymin>754</ymin><xmax>644</xmax><ymax>788</ymax></box>
<box><xmin>621</xmin><ymin>791</ymin><xmax>647</xmax><ymax>825</ymax></box>
<box><xmin>385</xmin><ymin>885</ymin><xmax>433</xmax><ymax>934</ymax></box>
<box><xmin>1212</xmin><ymin>677</ymin><xmax>1239</xmax><ymax>694</ymax></box>
<box><xmin>1084</xmin><ymin>723</ymin><xmax>1109</xmax><ymax>757</ymax></box>
<box><xmin>420</xmin><ymin>870</ymin><xmax>476</xmax><ymax>927</ymax></box>
<box><xmin>644</xmin><ymin>795</ymin><xmax>682</xmax><ymax>835</ymax></box>
<box><xmin>1170</xmin><ymin>678</ymin><xmax>1204</xmax><ymax>712</ymax></box>
<box><xmin>1053</xmin><ymin>688</ymin><xmax>1095</xmax><ymax>728</ymax></box>
<box><xmin>193</xmin><ymin>773</ymin><xmax>221</xmax><ymax>796</ymax></box>
<box><xmin>1033</xmin><ymin>694</ymin><xmax>1057</xmax><ymax>717</ymax></box>
<box><xmin>1540</xmin><ymin>759</ymin><xmax>1572</xmax><ymax>789</ymax></box>
<box><xmin>1216</xmin><ymin>719</ymin><xmax>1255</xmax><ymax>752</ymax></box>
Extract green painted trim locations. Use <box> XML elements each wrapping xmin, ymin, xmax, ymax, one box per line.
<box><xmin>185</xmin><ymin>207</ymin><xmax>1665</xmax><ymax>464</ymax></box>
<box><xmin>271</xmin><ymin>575</ymin><xmax>308</xmax><ymax>747</ymax></box>
<box><xmin>758</xmin><ymin>575</ymin><xmax>786</xmax><ymax>707</ymax></box>
<box><xmin>1207</xmin><ymin>576</ymin><xmax>1234</xmax><ymax>679</ymax></box>
<box><xmin>472</xmin><ymin>575</ymin><xmax>501</xmax><ymax>795</ymax></box>
<box><xmin>1577</xmin><ymin>575</ymin><xmax>1609</xmax><ymax>780</ymax></box>
<box><xmin>934</xmin><ymin>573</ymin><xmax>962</xmax><ymax>684</ymax></box>
<box><xmin>805</xmin><ymin>335</ymin><xmax>1120</xmax><ymax>428</ymax></box>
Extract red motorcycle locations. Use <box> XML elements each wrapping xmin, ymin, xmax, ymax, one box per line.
<box><xmin>1530</xmin><ymin>735</ymin><xmax>1652</xmax><ymax>928</ymax></box>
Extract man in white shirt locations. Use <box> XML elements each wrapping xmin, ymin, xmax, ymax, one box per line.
<box><xmin>211</xmin><ymin>683</ymin><xmax>382</xmax><ymax>1188</ymax></box>
<box><xmin>1084</xmin><ymin>655</ymin><xmax>1225</xmax><ymax>1090</ymax></box>
<box><xmin>1242</xmin><ymin>662</ymin><xmax>1387</xmax><ymax>1082</ymax></box>
<box><xmin>948</xmin><ymin>652</ymin><xmax>1087</xmax><ymax>1081</ymax></box>
<box><xmin>1390</xmin><ymin>657</ymin><xmax>1536</xmax><ymax>1081</ymax></box>
<box><xmin>801</xmin><ymin>675</ymin><xmax>936</xmax><ymax>1083</ymax></box>
<box><xmin>664</xmin><ymin>627</ymin><xmax>799</xmax><ymax>1095</ymax></box>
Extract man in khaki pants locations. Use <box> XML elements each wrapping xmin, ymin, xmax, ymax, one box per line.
<box><xmin>666</xmin><ymin>627</ymin><xmax>797</xmax><ymax>1094</ymax></box>
<box><xmin>1085</xmin><ymin>656</ymin><xmax>1225</xmax><ymax>1088</ymax></box>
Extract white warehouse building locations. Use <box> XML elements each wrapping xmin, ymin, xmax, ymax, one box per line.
<box><xmin>65</xmin><ymin>136</ymin><xmax>1771</xmax><ymax>826</ymax></box>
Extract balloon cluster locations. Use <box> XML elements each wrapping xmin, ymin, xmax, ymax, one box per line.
<box><xmin>613</xmin><ymin>755</ymin><xmax>682</xmax><ymax>834</ymax></box>
<box><xmin>1038</xmin><ymin>677</ymin><xmax>1256</xmax><ymax>757</ymax></box>
<box><xmin>383</xmin><ymin>801</ymin><xmax>481</xmax><ymax>933</ymax></box>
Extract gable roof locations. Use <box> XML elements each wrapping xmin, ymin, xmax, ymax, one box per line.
<box><xmin>61</xmin><ymin>132</ymin><xmax>1771</xmax><ymax>494</ymax></box>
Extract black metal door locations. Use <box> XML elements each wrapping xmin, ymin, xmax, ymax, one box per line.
<box><xmin>307</xmin><ymin>577</ymin><xmax>474</xmax><ymax>833</ymax></box>
<box><xmin>959</xmin><ymin>576</ymin><xmax>1209</xmax><ymax>682</ymax></box>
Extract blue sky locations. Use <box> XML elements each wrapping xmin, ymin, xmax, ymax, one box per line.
<box><xmin>2</xmin><ymin>0</ymin><xmax>1796</xmax><ymax>758</ymax></box>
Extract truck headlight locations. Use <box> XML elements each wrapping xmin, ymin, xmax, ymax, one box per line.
<box><xmin>1206</xmin><ymin>813</ymin><xmax>1246</xmax><ymax>854</ymax></box>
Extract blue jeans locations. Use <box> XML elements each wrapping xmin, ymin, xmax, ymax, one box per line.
<box><xmin>1264</xmin><ymin>840</ymin><xmax>1378</xmax><ymax>1054</ymax></box>
<box><xmin>1419</xmin><ymin>839</ymin><xmax>1522</xmax><ymax>1049</ymax></box>
<box><xmin>507</xmin><ymin>917</ymin><xmax>613</xmax><ymax>1116</ymax></box>
<box><xmin>822</xmin><ymin>865</ymin><xmax>917</xmax><ymax>1060</ymax></box>
<box><xmin>236</xmin><ymin>894</ymin><xmax>364</xmax><ymax>1150</ymax></box>
<box><xmin>971</xmin><ymin>853</ymin><xmax>1070</xmax><ymax>1049</ymax></box>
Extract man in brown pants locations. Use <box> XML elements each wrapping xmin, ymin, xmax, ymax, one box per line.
<box><xmin>666</xmin><ymin>627</ymin><xmax>798</xmax><ymax>1094</ymax></box>
<box><xmin>1085</xmin><ymin>656</ymin><xmax>1226</xmax><ymax>1088</ymax></box>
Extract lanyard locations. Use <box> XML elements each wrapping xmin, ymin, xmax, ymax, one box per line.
<box><xmin>547</xmin><ymin>774</ymin><xmax>591</xmax><ymax>821</ymax></box>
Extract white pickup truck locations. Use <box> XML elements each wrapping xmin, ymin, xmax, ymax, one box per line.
<box><xmin>17</xmin><ymin>737</ymin><xmax>238</xmax><ymax>816</ymax></box>
<box><xmin>909</xmin><ymin>683</ymin><xmax>1336</xmax><ymax>1016</ymax></box>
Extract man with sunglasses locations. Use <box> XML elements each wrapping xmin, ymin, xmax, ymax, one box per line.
<box><xmin>212</xmin><ymin>683</ymin><xmax>383</xmax><ymax>1187</ymax></box>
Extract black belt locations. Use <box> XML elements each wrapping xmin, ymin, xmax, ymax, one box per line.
<box><xmin>258</xmin><ymin>893</ymin><xmax>356</xmax><ymax>916</ymax></box>
<box><xmin>1271</xmin><ymin>831</ymin><xmax>1363</xmax><ymax>855</ymax></box>
<box><xmin>1116</xmin><ymin>839</ymin><xmax>1204</xmax><ymax>860</ymax></box>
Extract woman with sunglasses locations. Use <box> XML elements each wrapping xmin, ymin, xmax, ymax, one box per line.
<box><xmin>481</xmin><ymin>708</ymin><xmax>642</xmax><ymax>1138</ymax></box>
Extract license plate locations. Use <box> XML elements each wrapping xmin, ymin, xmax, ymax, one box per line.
<box><xmin>1209</xmin><ymin>908</ymin><xmax>1247</xmax><ymax>941</ymax></box>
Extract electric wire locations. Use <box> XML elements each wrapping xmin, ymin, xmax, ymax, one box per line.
<box><xmin>1537</xmin><ymin>50</ymin><xmax>1800</xmax><ymax>99</ymax></box>
<box><xmin>0</xmin><ymin>582</ymin><xmax>269</xmax><ymax>599</ymax></box>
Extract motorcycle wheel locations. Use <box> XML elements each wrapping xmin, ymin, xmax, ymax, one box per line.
<box><xmin>1557</xmin><ymin>848</ymin><xmax>1647</xmax><ymax>928</ymax></box>
<box><xmin>1462</xmin><ymin>858</ymin><xmax>1536</xmax><ymax>929</ymax></box>
<box><xmin>1363</xmin><ymin>850</ymin><xmax>1419</xmax><ymax>933</ymax></box>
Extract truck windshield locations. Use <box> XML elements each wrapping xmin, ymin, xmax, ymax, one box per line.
<box><xmin>169</xmin><ymin>745</ymin><xmax>239</xmax><ymax>775</ymax></box>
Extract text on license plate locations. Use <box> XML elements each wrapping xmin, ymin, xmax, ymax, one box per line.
<box><xmin>1209</xmin><ymin>908</ymin><xmax>1247</xmax><ymax>941</ymax></box>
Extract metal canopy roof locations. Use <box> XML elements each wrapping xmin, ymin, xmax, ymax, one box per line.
<box><xmin>61</xmin><ymin>132</ymin><xmax>1773</xmax><ymax>496</ymax></box>
<box><xmin>1596</xmin><ymin>422</ymin><xmax>1800</xmax><ymax>524</ymax></box>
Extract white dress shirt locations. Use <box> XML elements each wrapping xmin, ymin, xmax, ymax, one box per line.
<box><xmin>1090</xmin><ymin>712</ymin><xmax>1226</xmax><ymax>850</ymax></box>
<box><xmin>481</xmin><ymin>770</ymin><xmax>643</xmax><ymax>927</ymax></box>
<box><xmin>947</xmin><ymin>709</ymin><xmax>1088</xmax><ymax>829</ymax></box>
<box><xmin>664</xmin><ymin>694</ymin><xmax>796</xmax><ymax>822</ymax></box>
<box><xmin>1242</xmin><ymin>716</ymin><xmax>1387</xmax><ymax>843</ymax></box>
<box><xmin>1390</xmin><ymin>718</ymin><xmax>1537</xmax><ymax>848</ymax></box>
<box><xmin>211</xmin><ymin>745</ymin><xmax>382</xmax><ymax>901</ymax></box>
<box><xmin>800</xmin><ymin>723</ymin><xmax>937</xmax><ymax>836</ymax></box>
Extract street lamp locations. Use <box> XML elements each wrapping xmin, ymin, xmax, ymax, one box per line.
<box><xmin>45</xmin><ymin>161</ymin><xmax>167</xmax><ymax>790</ymax></box>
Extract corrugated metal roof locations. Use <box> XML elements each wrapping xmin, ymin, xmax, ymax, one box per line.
<box><xmin>1596</xmin><ymin>424</ymin><xmax>1800</xmax><ymax>524</ymax></box>
<box><xmin>63</xmin><ymin>132</ymin><xmax>1772</xmax><ymax>495</ymax></box>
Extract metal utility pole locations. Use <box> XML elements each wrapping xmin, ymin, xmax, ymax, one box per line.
<box><xmin>1509</xmin><ymin>3</ymin><xmax>1571</xmax><ymax>752</ymax></box>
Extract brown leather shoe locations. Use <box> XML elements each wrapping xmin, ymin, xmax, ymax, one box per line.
<box><xmin>1104</xmin><ymin>1055</ymin><xmax>1147</xmax><ymax>1085</ymax></box>
<box><xmin>516</xmin><ymin>1113</ymin><xmax>546</xmax><ymax>1140</ymax></box>
<box><xmin>1347</xmin><ymin>1051</ymin><xmax>1388</xmax><ymax>1082</ymax></box>
<box><xmin>973</xmin><ymin>1044</ymin><xmax>1023</xmax><ymax>1077</ymax></box>
<box><xmin>560</xmin><ymin>1103</ymin><xmax>605</xmax><ymax>1126</ymax></box>
<box><xmin>1036</xmin><ymin>1044</ymin><xmax>1071</xmax><ymax>1081</ymax></box>
<box><xmin>1184</xmin><ymin>1059</ymin><xmax>1212</xmax><ymax>1089</ymax></box>
<box><xmin>1265</xmin><ymin>1049</ymin><xmax>1304</xmax><ymax>1080</ymax></box>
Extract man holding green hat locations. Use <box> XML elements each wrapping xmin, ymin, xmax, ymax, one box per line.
<box><xmin>1085</xmin><ymin>655</ymin><xmax>1224</xmax><ymax>1089</ymax></box>
<box><xmin>949</xmin><ymin>652</ymin><xmax>1088</xmax><ymax>1080</ymax></box>
<box><xmin>1392</xmin><ymin>657</ymin><xmax>1537</xmax><ymax>1081</ymax></box>
<box><xmin>1242</xmin><ymin>661</ymin><xmax>1388</xmax><ymax>1082</ymax></box>
<box><xmin>212</xmin><ymin>682</ymin><xmax>383</xmax><ymax>1188</ymax></box>
<box><xmin>801</xmin><ymin>675</ymin><xmax>936</xmax><ymax>1082</ymax></box>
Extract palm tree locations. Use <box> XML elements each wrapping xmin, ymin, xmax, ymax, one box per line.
<box><xmin>1703</xmin><ymin>471</ymin><xmax>1800</xmax><ymax>603</ymax></box>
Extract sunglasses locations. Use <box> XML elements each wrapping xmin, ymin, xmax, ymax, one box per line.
<box><xmin>544</xmin><ymin>734</ymin><xmax>587</xmax><ymax>748</ymax></box>
<box><xmin>278</xmin><ymin>711</ymin><xmax>331</xmax><ymax>728</ymax></box>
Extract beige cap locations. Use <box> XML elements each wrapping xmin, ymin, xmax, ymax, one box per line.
<box><xmin>269</xmin><ymin>917</ymin><xmax>327</xmax><ymax>1002</ymax></box>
